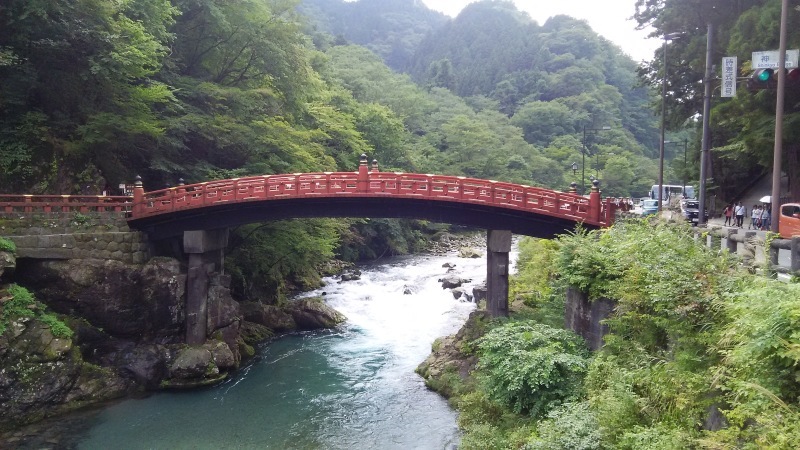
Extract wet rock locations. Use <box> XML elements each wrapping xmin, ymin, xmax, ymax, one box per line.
<box><xmin>286</xmin><ymin>298</ymin><xmax>346</xmax><ymax>330</ymax></box>
<box><xmin>458</xmin><ymin>247</ymin><xmax>482</xmax><ymax>258</ymax></box>
<box><xmin>168</xmin><ymin>346</ymin><xmax>214</xmax><ymax>380</ymax></box>
<box><xmin>442</xmin><ymin>262</ymin><xmax>455</xmax><ymax>268</ymax></box>
<box><xmin>239</xmin><ymin>321</ymin><xmax>274</xmax><ymax>344</ymax></box>
<box><xmin>340</xmin><ymin>269</ymin><xmax>362</xmax><ymax>282</ymax></box>
<box><xmin>472</xmin><ymin>283</ymin><xmax>487</xmax><ymax>303</ymax></box>
<box><xmin>402</xmin><ymin>285</ymin><xmax>415</xmax><ymax>295</ymax></box>
<box><xmin>451</xmin><ymin>287</ymin><xmax>473</xmax><ymax>302</ymax></box>
<box><xmin>240</xmin><ymin>302</ymin><xmax>295</xmax><ymax>332</ymax></box>
<box><xmin>439</xmin><ymin>274</ymin><xmax>471</xmax><ymax>289</ymax></box>
<box><xmin>114</xmin><ymin>344</ymin><xmax>168</xmax><ymax>389</ymax></box>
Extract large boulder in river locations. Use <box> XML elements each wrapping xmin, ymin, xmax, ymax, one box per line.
<box><xmin>286</xmin><ymin>298</ymin><xmax>346</xmax><ymax>330</ymax></box>
<box><xmin>240</xmin><ymin>302</ymin><xmax>296</xmax><ymax>332</ymax></box>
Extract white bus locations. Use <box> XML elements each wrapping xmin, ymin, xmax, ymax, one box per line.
<box><xmin>650</xmin><ymin>185</ymin><xmax>694</xmax><ymax>202</ymax></box>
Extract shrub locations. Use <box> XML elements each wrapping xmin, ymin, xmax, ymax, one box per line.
<box><xmin>476</xmin><ymin>321</ymin><xmax>590</xmax><ymax>417</ymax></box>
<box><xmin>524</xmin><ymin>402</ymin><xmax>601</xmax><ymax>450</ymax></box>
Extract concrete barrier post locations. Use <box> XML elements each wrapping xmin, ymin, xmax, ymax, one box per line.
<box><xmin>792</xmin><ymin>236</ymin><xmax>800</xmax><ymax>275</ymax></box>
<box><xmin>725</xmin><ymin>228</ymin><xmax>738</xmax><ymax>254</ymax></box>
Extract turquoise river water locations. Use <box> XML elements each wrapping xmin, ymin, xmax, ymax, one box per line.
<box><xmin>13</xmin><ymin>250</ymin><xmax>499</xmax><ymax>450</ymax></box>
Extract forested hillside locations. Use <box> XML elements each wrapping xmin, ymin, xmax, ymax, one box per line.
<box><xmin>306</xmin><ymin>0</ymin><xmax>664</xmax><ymax>198</ymax></box>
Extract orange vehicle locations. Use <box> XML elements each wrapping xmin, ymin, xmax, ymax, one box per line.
<box><xmin>779</xmin><ymin>203</ymin><xmax>800</xmax><ymax>238</ymax></box>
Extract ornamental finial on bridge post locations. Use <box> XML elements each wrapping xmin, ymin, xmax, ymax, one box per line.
<box><xmin>371</xmin><ymin>159</ymin><xmax>379</xmax><ymax>173</ymax></box>
<box><xmin>132</xmin><ymin>175</ymin><xmax>144</xmax><ymax>215</ymax></box>
<box><xmin>589</xmin><ymin>179</ymin><xmax>601</xmax><ymax>223</ymax></box>
<box><xmin>568</xmin><ymin>182</ymin><xmax>577</xmax><ymax>194</ymax></box>
<box><xmin>358</xmin><ymin>154</ymin><xmax>369</xmax><ymax>192</ymax></box>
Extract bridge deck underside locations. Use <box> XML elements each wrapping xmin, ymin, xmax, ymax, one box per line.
<box><xmin>128</xmin><ymin>197</ymin><xmax>596</xmax><ymax>240</ymax></box>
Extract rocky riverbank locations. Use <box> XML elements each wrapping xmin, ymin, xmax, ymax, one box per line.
<box><xmin>0</xmin><ymin>249</ymin><xmax>346</xmax><ymax>434</ymax></box>
<box><xmin>0</xmin><ymin>230</ymin><xmax>487</xmax><ymax>435</ymax></box>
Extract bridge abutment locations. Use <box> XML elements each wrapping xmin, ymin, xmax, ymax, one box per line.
<box><xmin>486</xmin><ymin>230</ymin><xmax>511</xmax><ymax>317</ymax></box>
<box><xmin>184</xmin><ymin>229</ymin><xmax>228</xmax><ymax>344</ymax></box>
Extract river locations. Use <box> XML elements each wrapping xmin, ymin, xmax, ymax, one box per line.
<box><xmin>17</xmin><ymin>248</ymin><xmax>497</xmax><ymax>450</ymax></box>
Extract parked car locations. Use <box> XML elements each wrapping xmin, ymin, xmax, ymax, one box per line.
<box><xmin>779</xmin><ymin>203</ymin><xmax>800</xmax><ymax>238</ymax></box>
<box><xmin>641</xmin><ymin>199</ymin><xmax>659</xmax><ymax>216</ymax></box>
<box><xmin>680</xmin><ymin>199</ymin><xmax>706</xmax><ymax>224</ymax></box>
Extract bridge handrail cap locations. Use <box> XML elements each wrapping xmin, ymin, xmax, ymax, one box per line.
<box><xmin>394</xmin><ymin>172</ymin><xmax>404</xmax><ymax>175</ymax></box>
<box><xmin>324</xmin><ymin>172</ymin><xmax>332</xmax><ymax>175</ymax></box>
<box><xmin>457</xmin><ymin>176</ymin><xmax>466</xmax><ymax>179</ymax></box>
<box><xmin>61</xmin><ymin>195</ymin><xmax>70</xmax><ymax>197</ymax></box>
<box><xmin>293</xmin><ymin>173</ymin><xmax>302</xmax><ymax>175</ymax></box>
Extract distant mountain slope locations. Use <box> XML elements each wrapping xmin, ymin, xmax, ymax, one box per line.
<box><xmin>299</xmin><ymin>0</ymin><xmax>448</xmax><ymax>70</ymax></box>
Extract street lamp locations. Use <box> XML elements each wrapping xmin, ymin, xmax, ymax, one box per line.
<box><xmin>658</xmin><ymin>32</ymin><xmax>683</xmax><ymax>211</ymax></box>
<box><xmin>571</xmin><ymin>162</ymin><xmax>578</xmax><ymax>175</ymax></box>
<box><xmin>582</xmin><ymin>125</ymin><xmax>611</xmax><ymax>194</ymax></box>
<box><xmin>665</xmin><ymin>139</ymin><xmax>689</xmax><ymax>197</ymax></box>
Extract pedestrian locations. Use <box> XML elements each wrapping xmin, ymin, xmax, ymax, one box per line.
<box><xmin>723</xmin><ymin>204</ymin><xmax>733</xmax><ymax>226</ymax></box>
<box><xmin>750</xmin><ymin>204</ymin><xmax>761</xmax><ymax>230</ymax></box>
<box><xmin>734</xmin><ymin>202</ymin><xmax>746</xmax><ymax>228</ymax></box>
<box><xmin>761</xmin><ymin>206</ymin><xmax>771</xmax><ymax>230</ymax></box>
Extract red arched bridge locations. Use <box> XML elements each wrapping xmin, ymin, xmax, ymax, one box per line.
<box><xmin>0</xmin><ymin>156</ymin><xmax>629</xmax><ymax>239</ymax></box>
<box><xmin>0</xmin><ymin>156</ymin><xmax>631</xmax><ymax>336</ymax></box>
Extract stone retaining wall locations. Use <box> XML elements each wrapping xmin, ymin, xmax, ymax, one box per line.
<box><xmin>0</xmin><ymin>212</ymin><xmax>149</xmax><ymax>264</ymax></box>
<box><xmin>0</xmin><ymin>212</ymin><xmax>131</xmax><ymax>235</ymax></box>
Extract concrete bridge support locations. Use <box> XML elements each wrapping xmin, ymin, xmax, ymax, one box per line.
<box><xmin>184</xmin><ymin>229</ymin><xmax>228</xmax><ymax>344</ymax></box>
<box><xmin>486</xmin><ymin>230</ymin><xmax>512</xmax><ymax>317</ymax></box>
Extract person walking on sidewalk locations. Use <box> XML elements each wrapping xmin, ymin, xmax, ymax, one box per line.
<box><xmin>723</xmin><ymin>204</ymin><xmax>733</xmax><ymax>226</ymax></box>
<box><xmin>734</xmin><ymin>202</ymin><xmax>746</xmax><ymax>228</ymax></box>
<box><xmin>750</xmin><ymin>204</ymin><xmax>761</xmax><ymax>230</ymax></box>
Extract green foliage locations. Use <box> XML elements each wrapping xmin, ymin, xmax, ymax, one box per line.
<box><xmin>0</xmin><ymin>237</ymin><xmax>16</xmax><ymax>253</ymax></box>
<box><xmin>524</xmin><ymin>402</ymin><xmax>601</xmax><ymax>450</ymax></box>
<box><xmin>0</xmin><ymin>284</ymin><xmax>73</xmax><ymax>339</ymax></box>
<box><xmin>226</xmin><ymin>219</ymin><xmax>346</xmax><ymax>303</ymax></box>
<box><xmin>510</xmin><ymin>238</ymin><xmax>563</xmax><ymax>327</ymax></box>
<box><xmin>476</xmin><ymin>321</ymin><xmax>590</xmax><ymax>417</ymax></box>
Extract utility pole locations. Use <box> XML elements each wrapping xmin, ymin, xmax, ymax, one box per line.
<box><xmin>771</xmin><ymin>0</ymin><xmax>789</xmax><ymax>232</ymax></box>
<box><xmin>698</xmin><ymin>22</ymin><xmax>713</xmax><ymax>226</ymax></box>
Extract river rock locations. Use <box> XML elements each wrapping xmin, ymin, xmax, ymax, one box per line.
<box><xmin>286</xmin><ymin>298</ymin><xmax>346</xmax><ymax>330</ymax></box>
<box><xmin>439</xmin><ymin>274</ymin><xmax>471</xmax><ymax>289</ymax></box>
<box><xmin>451</xmin><ymin>287</ymin><xmax>473</xmax><ymax>301</ymax></box>
<box><xmin>239</xmin><ymin>321</ymin><xmax>274</xmax><ymax>344</ymax></box>
<box><xmin>240</xmin><ymin>302</ymin><xmax>295</xmax><ymax>332</ymax></box>
<box><xmin>168</xmin><ymin>346</ymin><xmax>215</xmax><ymax>380</ymax></box>
<box><xmin>472</xmin><ymin>282</ymin><xmax>487</xmax><ymax>303</ymax></box>
<box><xmin>458</xmin><ymin>247</ymin><xmax>482</xmax><ymax>258</ymax></box>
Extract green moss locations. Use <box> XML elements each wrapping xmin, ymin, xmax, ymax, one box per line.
<box><xmin>1</xmin><ymin>284</ymin><xmax>74</xmax><ymax>339</ymax></box>
<box><xmin>0</xmin><ymin>236</ymin><xmax>16</xmax><ymax>253</ymax></box>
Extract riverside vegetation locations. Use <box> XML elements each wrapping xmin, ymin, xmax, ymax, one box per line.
<box><xmin>417</xmin><ymin>219</ymin><xmax>800</xmax><ymax>449</ymax></box>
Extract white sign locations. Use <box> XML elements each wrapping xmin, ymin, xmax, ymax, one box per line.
<box><xmin>752</xmin><ymin>49</ymin><xmax>799</xmax><ymax>69</ymax></box>
<box><xmin>722</xmin><ymin>56</ymin><xmax>737</xmax><ymax>97</ymax></box>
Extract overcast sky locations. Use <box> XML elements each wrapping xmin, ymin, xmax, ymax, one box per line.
<box><xmin>420</xmin><ymin>0</ymin><xmax>658</xmax><ymax>63</ymax></box>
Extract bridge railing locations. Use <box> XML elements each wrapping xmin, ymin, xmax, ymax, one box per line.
<box><xmin>0</xmin><ymin>194</ymin><xmax>132</xmax><ymax>214</ymax></box>
<box><xmin>1</xmin><ymin>159</ymin><xmax>633</xmax><ymax>228</ymax></box>
<box><xmin>130</xmin><ymin>170</ymin><xmax>615</xmax><ymax>225</ymax></box>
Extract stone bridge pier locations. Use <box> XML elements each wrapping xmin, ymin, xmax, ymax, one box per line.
<box><xmin>486</xmin><ymin>230</ymin><xmax>511</xmax><ymax>317</ymax></box>
<box><xmin>183</xmin><ymin>228</ymin><xmax>229</xmax><ymax>344</ymax></box>
<box><xmin>180</xmin><ymin>227</ymin><xmax>513</xmax><ymax>344</ymax></box>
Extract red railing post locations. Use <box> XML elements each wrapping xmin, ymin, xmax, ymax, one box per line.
<box><xmin>358</xmin><ymin>153</ymin><xmax>369</xmax><ymax>192</ymax></box>
<box><xmin>132</xmin><ymin>175</ymin><xmax>144</xmax><ymax>217</ymax></box>
<box><xmin>589</xmin><ymin>180</ymin><xmax>601</xmax><ymax>223</ymax></box>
